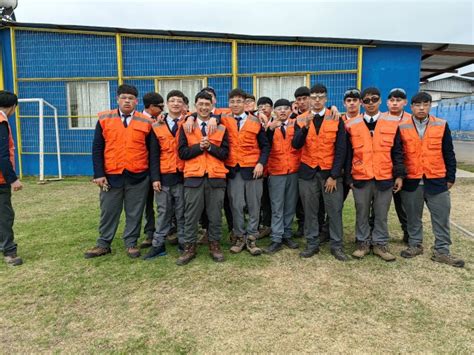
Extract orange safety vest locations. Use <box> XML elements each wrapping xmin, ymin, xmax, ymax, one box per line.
<box><xmin>296</xmin><ymin>109</ymin><xmax>339</xmax><ymax>170</ymax></box>
<box><xmin>267</xmin><ymin>119</ymin><xmax>301</xmax><ymax>175</ymax></box>
<box><xmin>0</xmin><ymin>113</ymin><xmax>15</xmax><ymax>185</ymax></box>
<box><xmin>214</xmin><ymin>108</ymin><xmax>232</xmax><ymax>115</ymax></box>
<box><xmin>183</xmin><ymin>122</ymin><xmax>228</xmax><ymax>178</ymax></box>
<box><xmin>345</xmin><ymin>113</ymin><xmax>400</xmax><ymax>180</ymax></box>
<box><xmin>399</xmin><ymin>115</ymin><xmax>447</xmax><ymax>179</ymax></box>
<box><xmin>342</xmin><ymin>113</ymin><xmax>361</xmax><ymax>123</ymax></box>
<box><xmin>99</xmin><ymin>110</ymin><xmax>152</xmax><ymax>175</ymax></box>
<box><xmin>152</xmin><ymin>116</ymin><xmax>185</xmax><ymax>174</ymax></box>
<box><xmin>220</xmin><ymin>113</ymin><xmax>262</xmax><ymax>168</ymax></box>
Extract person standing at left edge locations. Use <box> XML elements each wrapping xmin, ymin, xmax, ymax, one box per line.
<box><xmin>0</xmin><ymin>91</ymin><xmax>23</xmax><ymax>266</ymax></box>
<box><xmin>85</xmin><ymin>84</ymin><xmax>158</xmax><ymax>259</ymax></box>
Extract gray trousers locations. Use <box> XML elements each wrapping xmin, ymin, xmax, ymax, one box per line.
<box><xmin>143</xmin><ymin>183</ymin><xmax>156</xmax><ymax>237</ymax></box>
<box><xmin>153</xmin><ymin>183</ymin><xmax>184</xmax><ymax>247</ymax></box>
<box><xmin>183</xmin><ymin>178</ymin><xmax>225</xmax><ymax>244</ymax></box>
<box><xmin>96</xmin><ymin>176</ymin><xmax>149</xmax><ymax>249</ymax></box>
<box><xmin>268</xmin><ymin>173</ymin><xmax>298</xmax><ymax>243</ymax></box>
<box><xmin>401</xmin><ymin>186</ymin><xmax>452</xmax><ymax>254</ymax></box>
<box><xmin>227</xmin><ymin>172</ymin><xmax>263</xmax><ymax>237</ymax></box>
<box><xmin>299</xmin><ymin>173</ymin><xmax>344</xmax><ymax>248</ymax></box>
<box><xmin>0</xmin><ymin>187</ymin><xmax>17</xmax><ymax>256</ymax></box>
<box><xmin>352</xmin><ymin>180</ymin><xmax>392</xmax><ymax>245</ymax></box>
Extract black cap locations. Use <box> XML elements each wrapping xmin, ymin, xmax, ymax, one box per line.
<box><xmin>274</xmin><ymin>99</ymin><xmax>291</xmax><ymax>108</ymax></box>
<box><xmin>294</xmin><ymin>86</ymin><xmax>310</xmax><ymax>98</ymax></box>
<box><xmin>343</xmin><ymin>88</ymin><xmax>361</xmax><ymax>100</ymax></box>
<box><xmin>411</xmin><ymin>92</ymin><xmax>432</xmax><ymax>104</ymax></box>
<box><xmin>143</xmin><ymin>92</ymin><xmax>164</xmax><ymax>108</ymax></box>
<box><xmin>388</xmin><ymin>88</ymin><xmax>407</xmax><ymax>99</ymax></box>
<box><xmin>257</xmin><ymin>96</ymin><xmax>273</xmax><ymax>107</ymax></box>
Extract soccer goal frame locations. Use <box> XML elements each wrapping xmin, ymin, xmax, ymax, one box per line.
<box><xmin>18</xmin><ymin>98</ymin><xmax>62</xmax><ymax>183</ymax></box>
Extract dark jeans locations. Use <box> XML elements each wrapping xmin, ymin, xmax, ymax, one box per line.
<box><xmin>0</xmin><ymin>187</ymin><xmax>17</xmax><ymax>256</ymax></box>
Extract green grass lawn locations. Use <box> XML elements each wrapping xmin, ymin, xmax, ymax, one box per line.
<box><xmin>1</xmin><ymin>177</ymin><xmax>473</xmax><ymax>353</ymax></box>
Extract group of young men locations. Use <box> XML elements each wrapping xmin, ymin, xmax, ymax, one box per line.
<box><xmin>0</xmin><ymin>83</ymin><xmax>465</xmax><ymax>268</ymax></box>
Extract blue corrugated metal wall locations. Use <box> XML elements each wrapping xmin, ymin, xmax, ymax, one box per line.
<box><xmin>434</xmin><ymin>96</ymin><xmax>474</xmax><ymax>140</ymax></box>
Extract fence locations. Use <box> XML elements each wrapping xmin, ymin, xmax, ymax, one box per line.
<box><xmin>434</xmin><ymin>96</ymin><xmax>474</xmax><ymax>141</ymax></box>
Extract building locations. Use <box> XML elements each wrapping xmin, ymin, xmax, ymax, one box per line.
<box><xmin>420</xmin><ymin>76</ymin><xmax>474</xmax><ymax>103</ymax></box>
<box><xmin>0</xmin><ymin>22</ymin><xmax>430</xmax><ymax>176</ymax></box>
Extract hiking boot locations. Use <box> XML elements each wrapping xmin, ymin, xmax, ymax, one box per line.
<box><xmin>299</xmin><ymin>245</ymin><xmax>320</xmax><ymax>258</ymax></box>
<box><xmin>258</xmin><ymin>225</ymin><xmax>272</xmax><ymax>239</ymax></box>
<box><xmin>246</xmin><ymin>235</ymin><xmax>262</xmax><ymax>256</ymax></box>
<box><xmin>282</xmin><ymin>238</ymin><xmax>299</xmax><ymax>249</ymax></box>
<box><xmin>167</xmin><ymin>232</ymin><xmax>178</xmax><ymax>245</ymax></box>
<box><xmin>127</xmin><ymin>247</ymin><xmax>141</xmax><ymax>259</ymax></box>
<box><xmin>198</xmin><ymin>230</ymin><xmax>209</xmax><ymax>245</ymax></box>
<box><xmin>84</xmin><ymin>246</ymin><xmax>111</xmax><ymax>259</ymax></box>
<box><xmin>143</xmin><ymin>244</ymin><xmax>167</xmax><ymax>260</ymax></box>
<box><xmin>264</xmin><ymin>241</ymin><xmax>283</xmax><ymax>254</ymax></box>
<box><xmin>331</xmin><ymin>248</ymin><xmax>349</xmax><ymax>261</ymax></box>
<box><xmin>139</xmin><ymin>238</ymin><xmax>153</xmax><ymax>249</ymax></box>
<box><xmin>400</xmin><ymin>245</ymin><xmax>423</xmax><ymax>259</ymax></box>
<box><xmin>431</xmin><ymin>251</ymin><xmax>465</xmax><ymax>268</ymax></box>
<box><xmin>229</xmin><ymin>230</ymin><xmax>237</xmax><ymax>245</ymax></box>
<box><xmin>176</xmin><ymin>243</ymin><xmax>197</xmax><ymax>266</ymax></box>
<box><xmin>352</xmin><ymin>242</ymin><xmax>371</xmax><ymax>259</ymax></box>
<box><xmin>209</xmin><ymin>241</ymin><xmax>225</xmax><ymax>262</ymax></box>
<box><xmin>230</xmin><ymin>235</ymin><xmax>245</xmax><ymax>254</ymax></box>
<box><xmin>4</xmin><ymin>254</ymin><xmax>23</xmax><ymax>266</ymax></box>
<box><xmin>293</xmin><ymin>224</ymin><xmax>304</xmax><ymax>238</ymax></box>
<box><xmin>373</xmin><ymin>245</ymin><xmax>396</xmax><ymax>262</ymax></box>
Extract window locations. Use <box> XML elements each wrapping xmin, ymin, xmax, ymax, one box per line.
<box><xmin>157</xmin><ymin>78</ymin><xmax>205</xmax><ymax>110</ymax></box>
<box><xmin>67</xmin><ymin>81</ymin><xmax>110</xmax><ymax>129</ymax></box>
<box><xmin>257</xmin><ymin>76</ymin><xmax>306</xmax><ymax>103</ymax></box>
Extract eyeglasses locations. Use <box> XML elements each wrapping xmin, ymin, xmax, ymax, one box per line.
<box><xmin>310</xmin><ymin>94</ymin><xmax>327</xmax><ymax>100</ymax></box>
<box><xmin>257</xmin><ymin>104</ymin><xmax>272</xmax><ymax>110</ymax></box>
<box><xmin>412</xmin><ymin>102</ymin><xmax>431</xmax><ymax>108</ymax></box>
<box><xmin>362</xmin><ymin>96</ymin><xmax>380</xmax><ymax>104</ymax></box>
<box><xmin>274</xmin><ymin>106</ymin><xmax>290</xmax><ymax>111</ymax></box>
<box><xmin>344</xmin><ymin>89</ymin><xmax>361</xmax><ymax>96</ymax></box>
<box><xmin>229</xmin><ymin>100</ymin><xmax>245</xmax><ymax>105</ymax></box>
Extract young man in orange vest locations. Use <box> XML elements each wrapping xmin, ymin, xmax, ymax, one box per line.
<box><xmin>264</xmin><ymin>99</ymin><xmax>301</xmax><ymax>253</ymax></box>
<box><xmin>177</xmin><ymin>91</ymin><xmax>229</xmax><ymax>265</ymax></box>
<box><xmin>0</xmin><ymin>91</ymin><xmax>23</xmax><ymax>266</ymax></box>
<box><xmin>342</xmin><ymin>88</ymin><xmax>362</xmax><ymax>122</ymax></box>
<box><xmin>292</xmin><ymin>84</ymin><xmax>348</xmax><ymax>261</ymax></box>
<box><xmin>85</xmin><ymin>84</ymin><xmax>158</xmax><ymax>259</ymax></box>
<box><xmin>140</xmin><ymin>92</ymin><xmax>165</xmax><ymax>249</ymax></box>
<box><xmin>387</xmin><ymin>88</ymin><xmax>410</xmax><ymax>244</ymax></box>
<box><xmin>399</xmin><ymin>92</ymin><xmax>464</xmax><ymax>267</ymax></box>
<box><xmin>345</xmin><ymin>87</ymin><xmax>405</xmax><ymax>262</ymax></box>
<box><xmin>222</xmin><ymin>88</ymin><xmax>270</xmax><ymax>256</ymax></box>
<box><xmin>143</xmin><ymin>90</ymin><xmax>187</xmax><ymax>260</ymax></box>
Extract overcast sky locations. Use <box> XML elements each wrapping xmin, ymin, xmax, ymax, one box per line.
<box><xmin>13</xmin><ymin>0</ymin><xmax>474</xmax><ymax>45</ymax></box>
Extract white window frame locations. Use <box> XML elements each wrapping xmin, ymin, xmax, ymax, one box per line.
<box><xmin>155</xmin><ymin>78</ymin><xmax>206</xmax><ymax>110</ymax></box>
<box><xmin>67</xmin><ymin>81</ymin><xmax>111</xmax><ymax>130</ymax></box>
<box><xmin>256</xmin><ymin>75</ymin><xmax>308</xmax><ymax>102</ymax></box>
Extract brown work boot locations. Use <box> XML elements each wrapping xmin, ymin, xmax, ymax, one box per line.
<box><xmin>4</xmin><ymin>253</ymin><xmax>23</xmax><ymax>266</ymax></box>
<box><xmin>431</xmin><ymin>251</ymin><xmax>465</xmax><ymax>268</ymax></box>
<box><xmin>400</xmin><ymin>245</ymin><xmax>423</xmax><ymax>259</ymax></box>
<box><xmin>373</xmin><ymin>245</ymin><xmax>396</xmax><ymax>262</ymax></box>
<box><xmin>139</xmin><ymin>238</ymin><xmax>153</xmax><ymax>249</ymax></box>
<box><xmin>258</xmin><ymin>225</ymin><xmax>271</xmax><ymax>239</ymax></box>
<box><xmin>230</xmin><ymin>235</ymin><xmax>245</xmax><ymax>254</ymax></box>
<box><xmin>246</xmin><ymin>235</ymin><xmax>262</xmax><ymax>256</ymax></box>
<box><xmin>352</xmin><ymin>241</ymin><xmax>371</xmax><ymax>259</ymax></box>
<box><xmin>126</xmin><ymin>247</ymin><xmax>141</xmax><ymax>258</ymax></box>
<box><xmin>229</xmin><ymin>230</ymin><xmax>237</xmax><ymax>245</ymax></box>
<box><xmin>209</xmin><ymin>240</ymin><xmax>225</xmax><ymax>262</ymax></box>
<box><xmin>84</xmin><ymin>246</ymin><xmax>111</xmax><ymax>259</ymax></box>
<box><xmin>167</xmin><ymin>232</ymin><xmax>178</xmax><ymax>245</ymax></box>
<box><xmin>176</xmin><ymin>243</ymin><xmax>197</xmax><ymax>265</ymax></box>
<box><xmin>198</xmin><ymin>230</ymin><xmax>209</xmax><ymax>245</ymax></box>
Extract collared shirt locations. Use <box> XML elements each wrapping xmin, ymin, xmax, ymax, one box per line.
<box><xmin>311</xmin><ymin>108</ymin><xmax>327</xmax><ymax>117</ymax></box>
<box><xmin>363</xmin><ymin>111</ymin><xmax>381</xmax><ymax>123</ymax></box>
<box><xmin>234</xmin><ymin>112</ymin><xmax>248</xmax><ymax>130</ymax></box>
<box><xmin>413</xmin><ymin>115</ymin><xmax>430</xmax><ymax>139</ymax></box>
<box><xmin>196</xmin><ymin>117</ymin><xmax>209</xmax><ymax>135</ymax></box>
<box><xmin>119</xmin><ymin>109</ymin><xmax>134</xmax><ymax>126</ymax></box>
<box><xmin>166</xmin><ymin>114</ymin><xmax>180</xmax><ymax>132</ymax></box>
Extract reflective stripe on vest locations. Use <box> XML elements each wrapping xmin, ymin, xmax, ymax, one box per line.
<box><xmin>99</xmin><ymin>110</ymin><xmax>152</xmax><ymax>175</ymax></box>
<box><xmin>183</xmin><ymin>123</ymin><xmax>228</xmax><ymax>179</ymax></box>
<box><xmin>220</xmin><ymin>114</ymin><xmax>262</xmax><ymax>168</ymax></box>
<box><xmin>0</xmin><ymin>114</ymin><xmax>15</xmax><ymax>184</ymax></box>
<box><xmin>347</xmin><ymin>113</ymin><xmax>399</xmax><ymax>180</ymax></box>
<box><xmin>399</xmin><ymin>115</ymin><xmax>447</xmax><ymax>179</ymax></box>
<box><xmin>267</xmin><ymin>119</ymin><xmax>301</xmax><ymax>175</ymax></box>
<box><xmin>152</xmin><ymin>118</ymin><xmax>185</xmax><ymax>174</ymax></box>
<box><xmin>296</xmin><ymin>109</ymin><xmax>339</xmax><ymax>170</ymax></box>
